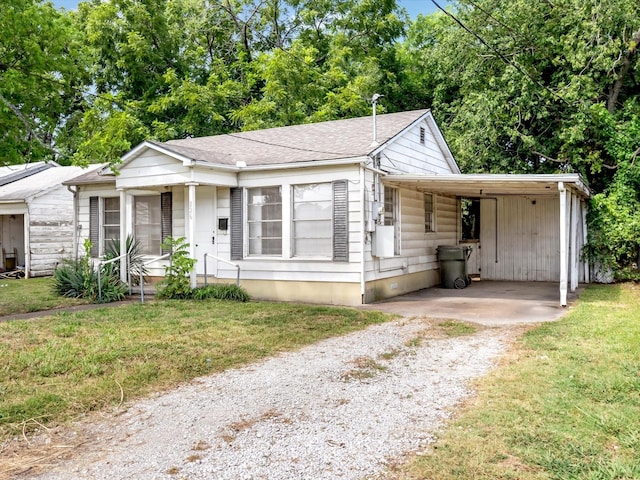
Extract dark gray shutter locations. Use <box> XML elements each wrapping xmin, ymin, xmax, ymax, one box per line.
<box><xmin>230</xmin><ymin>187</ymin><xmax>243</xmax><ymax>260</ymax></box>
<box><xmin>89</xmin><ymin>196</ymin><xmax>99</xmax><ymax>257</ymax></box>
<box><xmin>161</xmin><ymin>192</ymin><xmax>172</xmax><ymax>254</ymax></box>
<box><xmin>332</xmin><ymin>180</ymin><xmax>349</xmax><ymax>262</ymax></box>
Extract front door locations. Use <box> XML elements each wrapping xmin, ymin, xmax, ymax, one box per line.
<box><xmin>195</xmin><ymin>186</ymin><xmax>218</xmax><ymax>277</ymax></box>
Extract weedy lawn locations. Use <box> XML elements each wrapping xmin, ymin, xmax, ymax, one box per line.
<box><xmin>0</xmin><ymin>299</ymin><xmax>388</xmax><ymax>441</ymax></box>
<box><xmin>0</xmin><ymin>277</ymin><xmax>88</xmax><ymax>317</ymax></box>
<box><xmin>386</xmin><ymin>283</ymin><xmax>640</xmax><ymax>480</ymax></box>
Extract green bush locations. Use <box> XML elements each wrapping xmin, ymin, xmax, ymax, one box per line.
<box><xmin>156</xmin><ymin>237</ymin><xmax>197</xmax><ymax>299</ymax></box>
<box><xmin>53</xmin><ymin>239</ymin><xmax>127</xmax><ymax>303</ymax></box>
<box><xmin>192</xmin><ymin>284</ymin><xmax>250</xmax><ymax>302</ymax></box>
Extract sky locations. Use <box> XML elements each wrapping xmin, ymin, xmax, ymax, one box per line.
<box><xmin>52</xmin><ymin>0</ymin><xmax>448</xmax><ymax>18</ymax></box>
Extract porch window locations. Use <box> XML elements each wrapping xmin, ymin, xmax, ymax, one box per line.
<box><xmin>135</xmin><ymin>196</ymin><xmax>162</xmax><ymax>255</ymax></box>
<box><xmin>248</xmin><ymin>186</ymin><xmax>282</xmax><ymax>255</ymax></box>
<box><xmin>384</xmin><ymin>186</ymin><xmax>400</xmax><ymax>255</ymax></box>
<box><xmin>103</xmin><ymin>197</ymin><xmax>120</xmax><ymax>251</ymax></box>
<box><xmin>292</xmin><ymin>183</ymin><xmax>332</xmax><ymax>257</ymax></box>
<box><xmin>424</xmin><ymin>193</ymin><xmax>435</xmax><ymax>233</ymax></box>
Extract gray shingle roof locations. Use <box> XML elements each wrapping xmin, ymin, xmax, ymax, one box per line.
<box><xmin>159</xmin><ymin>109</ymin><xmax>430</xmax><ymax>166</ymax></box>
<box><xmin>0</xmin><ymin>165</ymin><xmax>96</xmax><ymax>201</ymax></box>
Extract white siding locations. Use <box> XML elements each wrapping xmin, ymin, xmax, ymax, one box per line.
<box><xmin>27</xmin><ymin>187</ymin><xmax>75</xmax><ymax>276</ymax></box>
<box><xmin>379</xmin><ymin>119</ymin><xmax>456</xmax><ymax>175</ymax></box>
<box><xmin>480</xmin><ymin>196</ymin><xmax>560</xmax><ymax>281</ymax></box>
<box><xmin>212</xmin><ymin>165</ymin><xmax>362</xmax><ymax>283</ymax></box>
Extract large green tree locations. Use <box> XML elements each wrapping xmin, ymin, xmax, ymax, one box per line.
<box><xmin>402</xmin><ymin>0</ymin><xmax>640</xmax><ymax>188</ymax></box>
<box><xmin>0</xmin><ymin>0</ymin><xmax>85</xmax><ymax>165</ymax></box>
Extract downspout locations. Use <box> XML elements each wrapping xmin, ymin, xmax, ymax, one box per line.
<box><xmin>66</xmin><ymin>185</ymin><xmax>79</xmax><ymax>260</ymax></box>
<box><xmin>360</xmin><ymin>164</ymin><xmax>366</xmax><ymax>303</ymax></box>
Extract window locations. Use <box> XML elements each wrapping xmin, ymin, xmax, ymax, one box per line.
<box><xmin>293</xmin><ymin>183</ymin><xmax>332</xmax><ymax>257</ymax></box>
<box><xmin>135</xmin><ymin>196</ymin><xmax>162</xmax><ymax>255</ymax></box>
<box><xmin>424</xmin><ymin>194</ymin><xmax>435</xmax><ymax>233</ymax></box>
<box><xmin>103</xmin><ymin>197</ymin><xmax>120</xmax><ymax>250</ymax></box>
<box><xmin>384</xmin><ymin>186</ymin><xmax>400</xmax><ymax>255</ymax></box>
<box><xmin>248</xmin><ymin>186</ymin><xmax>282</xmax><ymax>255</ymax></box>
<box><xmin>461</xmin><ymin>198</ymin><xmax>480</xmax><ymax>241</ymax></box>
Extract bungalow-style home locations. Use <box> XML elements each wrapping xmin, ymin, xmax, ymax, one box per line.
<box><xmin>0</xmin><ymin>162</ymin><xmax>97</xmax><ymax>277</ymax></box>
<box><xmin>65</xmin><ymin>110</ymin><xmax>590</xmax><ymax>306</ymax></box>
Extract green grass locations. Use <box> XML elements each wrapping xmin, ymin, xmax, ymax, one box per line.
<box><xmin>387</xmin><ymin>283</ymin><xmax>640</xmax><ymax>480</ymax></box>
<box><xmin>0</xmin><ymin>277</ymin><xmax>89</xmax><ymax>316</ymax></box>
<box><xmin>0</xmin><ymin>299</ymin><xmax>388</xmax><ymax>441</ymax></box>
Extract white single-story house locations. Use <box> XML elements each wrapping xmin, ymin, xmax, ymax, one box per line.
<box><xmin>65</xmin><ymin>109</ymin><xmax>590</xmax><ymax>306</ymax></box>
<box><xmin>0</xmin><ymin>162</ymin><xmax>97</xmax><ymax>277</ymax></box>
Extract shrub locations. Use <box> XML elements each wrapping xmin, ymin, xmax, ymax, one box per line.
<box><xmin>192</xmin><ymin>284</ymin><xmax>250</xmax><ymax>302</ymax></box>
<box><xmin>53</xmin><ymin>239</ymin><xmax>127</xmax><ymax>303</ymax></box>
<box><xmin>156</xmin><ymin>237</ymin><xmax>197</xmax><ymax>299</ymax></box>
<box><xmin>104</xmin><ymin>235</ymin><xmax>149</xmax><ymax>284</ymax></box>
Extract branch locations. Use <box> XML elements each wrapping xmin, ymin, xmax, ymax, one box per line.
<box><xmin>0</xmin><ymin>92</ymin><xmax>56</xmax><ymax>154</ymax></box>
<box><xmin>532</xmin><ymin>151</ymin><xmax>564</xmax><ymax>163</ymax></box>
<box><xmin>607</xmin><ymin>27</ymin><xmax>640</xmax><ymax>113</ymax></box>
<box><xmin>631</xmin><ymin>146</ymin><xmax>640</xmax><ymax>166</ymax></box>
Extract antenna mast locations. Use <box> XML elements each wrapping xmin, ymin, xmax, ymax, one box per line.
<box><xmin>371</xmin><ymin>93</ymin><xmax>383</xmax><ymax>146</ymax></box>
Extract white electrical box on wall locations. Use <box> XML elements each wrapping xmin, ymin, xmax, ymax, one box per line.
<box><xmin>372</xmin><ymin>225</ymin><xmax>395</xmax><ymax>257</ymax></box>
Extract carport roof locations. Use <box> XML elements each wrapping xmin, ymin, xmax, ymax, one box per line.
<box><xmin>382</xmin><ymin>173</ymin><xmax>590</xmax><ymax>198</ymax></box>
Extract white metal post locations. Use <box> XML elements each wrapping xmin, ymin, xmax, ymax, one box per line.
<box><xmin>558</xmin><ymin>182</ymin><xmax>568</xmax><ymax>307</ymax></box>
<box><xmin>570</xmin><ymin>192</ymin><xmax>579</xmax><ymax>292</ymax></box>
<box><xmin>582</xmin><ymin>200</ymin><xmax>590</xmax><ymax>283</ymax></box>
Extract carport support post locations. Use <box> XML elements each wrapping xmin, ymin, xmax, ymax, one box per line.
<box><xmin>558</xmin><ymin>182</ymin><xmax>568</xmax><ymax>307</ymax></box>
<box><xmin>582</xmin><ymin>199</ymin><xmax>590</xmax><ymax>283</ymax></box>
<box><xmin>570</xmin><ymin>192</ymin><xmax>579</xmax><ymax>292</ymax></box>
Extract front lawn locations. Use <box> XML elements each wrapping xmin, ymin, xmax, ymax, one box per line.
<box><xmin>387</xmin><ymin>283</ymin><xmax>640</xmax><ymax>479</ymax></box>
<box><xmin>0</xmin><ymin>277</ymin><xmax>89</xmax><ymax>317</ymax></box>
<box><xmin>0</xmin><ymin>299</ymin><xmax>388</xmax><ymax>441</ymax></box>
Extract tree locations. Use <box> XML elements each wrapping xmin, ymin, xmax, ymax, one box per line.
<box><xmin>0</xmin><ymin>0</ymin><xmax>85</xmax><ymax>165</ymax></box>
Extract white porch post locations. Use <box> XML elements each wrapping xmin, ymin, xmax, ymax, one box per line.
<box><xmin>118</xmin><ymin>188</ymin><xmax>127</xmax><ymax>283</ymax></box>
<box><xmin>570</xmin><ymin>192</ymin><xmax>579</xmax><ymax>292</ymax></box>
<box><xmin>186</xmin><ymin>182</ymin><xmax>198</xmax><ymax>288</ymax></box>
<box><xmin>558</xmin><ymin>182</ymin><xmax>568</xmax><ymax>306</ymax></box>
<box><xmin>582</xmin><ymin>199</ymin><xmax>590</xmax><ymax>283</ymax></box>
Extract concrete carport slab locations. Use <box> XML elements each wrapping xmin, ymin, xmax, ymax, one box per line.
<box><xmin>363</xmin><ymin>281</ymin><xmax>583</xmax><ymax>327</ymax></box>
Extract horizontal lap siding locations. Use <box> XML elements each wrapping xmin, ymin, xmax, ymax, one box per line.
<box><xmin>28</xmin><ymin>188</ymin><xmax>75</xmax><ymax>276</ymax></box>
<box><xmin>380</xmin><ymin>120</ymin><xmax>455</xmax><ymax>175</ymax></box>
<box><xmin>118</xmin><ymin>152</ymin><xmax>191</xmax><ymax>188</ymax></box>
<box><xmin>215</xmin><ymin>166</ymin><xmax>362</xmax><ymax>282</ymax></box>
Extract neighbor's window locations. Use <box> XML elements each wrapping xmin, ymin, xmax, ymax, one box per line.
<box><xmin>248</xmin><ymin>186</ymin><xmax>282</xmax><ymax>255</ymax></box>
<box><xmin>461</xmin><ymin>197</ymin><xmax>480</xmax><ymax>241</ymax></box>
<box><xmin>103</xmin><ymin>197</ymin><xmax>120</xmax><ymax>251</ymax></box>
<box><xmin>135</xmin><ymin>196</ymin><xmax>162</xmax><ymax>255</ymax></box>
<box><xmin>292</xmin><ymin>183</ymin><xmax>332</xmax><ymax>257</ymax></box>
<box><xmin>384</xmin><ymin>186</ymin><xmax>400</xmax><ymax>255</ymax></box>
<box><xmin>424</xmin><ymin>193</ymin><xmax>435</xmax><ymax>233</ymax></box>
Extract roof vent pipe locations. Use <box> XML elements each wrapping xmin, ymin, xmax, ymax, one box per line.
<box><xmin>370</xmin><ymin>93</ymin><xmax>383</xmax><ymax>146</ymax></box>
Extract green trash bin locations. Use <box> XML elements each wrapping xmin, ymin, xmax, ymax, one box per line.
<box><xmin>437</xmin><ymin>245</ymin><xmax>472</xmax><ymax>289</ymax></box>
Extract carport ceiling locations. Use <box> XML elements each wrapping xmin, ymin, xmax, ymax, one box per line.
<box><xmin>382</xmin><ymin>173</ymin><xmax>590</xmax><ymax>198</ymax></box>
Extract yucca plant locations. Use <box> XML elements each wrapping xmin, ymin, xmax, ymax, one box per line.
<box><xmin>104</xmin><ymin>235</ymin><xmax>149</xmax><ymax>284</ymax></box>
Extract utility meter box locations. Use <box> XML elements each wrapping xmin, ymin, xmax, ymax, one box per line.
<box><xmin>372</xmin><ymin>225</ymin><xmax>395</xmax><ymax>257</ymax></box>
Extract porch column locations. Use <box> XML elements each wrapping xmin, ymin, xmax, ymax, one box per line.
<box><xmin>186</xmin><ymin>182</ymin><xmax>198</xmax><ymax>288</ymax></box>
<box><xmin>570</xmin><ymin>192</ymin><xmax>579</xmax><ymax>292</ymax></box>
<box><xmin>558</xmin><ymin>182</ymin><xmax>568</xmax><ymax>306</ymax></box>
<box><xmin>582</xmin><ymin>199</ymin><xmax>590</xmax><ymax>283</ymax></box>
<box><xmin>118</xmin><ymin>188</ymin><xmax>127</xmax><ymax>283</ymax></box>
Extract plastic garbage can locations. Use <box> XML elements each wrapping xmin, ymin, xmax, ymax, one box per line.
<box><xmin>437</xmin><ymin>245</ymin><xmax>472</xmax><ymax>289</ymax></box>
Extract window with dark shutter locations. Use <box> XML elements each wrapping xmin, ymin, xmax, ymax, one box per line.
<box><xmin>332</xmin><ymin>180</ymin><xmax>349</xmax><ymax>262</ymax></box>
<box><xmin>89</xmin><ymin>196</ymin><xmax>99</xmax><ymax>257</ymax></box>
<box><xmin>161</xmin><ymin>192</ymin><xmax>172</xmax><ymax>254</ymax></box>
<box><xmin>230</xmin><ymin>188</ymin><xmax>243</xmax><ymax>260</ymax></box>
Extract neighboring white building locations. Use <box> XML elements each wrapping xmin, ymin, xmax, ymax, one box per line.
<box><xmin>65</xmin><ymin>110</ymin><xmax>590</xmax><ymax>306</ymax></box>
<box><xmin>0</xmin><ymin>163</ymin><xmax>97</xmax><ymax>277</ymax></box>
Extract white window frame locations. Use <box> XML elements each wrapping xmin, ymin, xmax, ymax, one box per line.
<box><xmin>291</xmin><ymin>182</ymin><xmax>333</xmax><ymax>258</ymax></box>
<box><xmin>424</xmin><ymin>193</ymin><xmax>436</xmax><ymax>233</ymax></box>
<box><xmin>102</xmin><ymin>197</ymin><xmax>120</xmax><ymax>254</ymax></box>
<box><xmin>383</xmin><ymin>186</ymin><xmax>400</xmax><ymax>256</ymax></box>
<box><xmin>247</xmin><ymin>186</ymin><xmax>283</xmax><ymax>256</ymax></box>
<box><xmin>134</xmin><ymin>195</ymin><xmax>162</xmax><ymax>256</ymax></box>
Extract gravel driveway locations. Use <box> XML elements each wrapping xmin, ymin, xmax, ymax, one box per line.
<box><xmin>15</xmin><ymin>317</ymin><xmax>512</xmax><ymax>480</ymax></box>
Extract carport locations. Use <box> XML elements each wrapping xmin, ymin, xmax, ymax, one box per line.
<box><xmin>382</xmin><ymin>173</ymin><xmax>590</xmax><ymax>306</ymax></box>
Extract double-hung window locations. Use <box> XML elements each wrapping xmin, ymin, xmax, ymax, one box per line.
<box><xmin>384</xmin><ymin>187</ymin><xmax>400</xmax><ymax>255</ymax></box>
<box><xmin>103</xmin><ymin>197</ymin><xmax>120</xmax><ymax>249</ymax></box>
<box><xmin>248</xmin><ymin>186</ymin><xmax>282</xmax><ymax>255</ymax></box>
<box><xmin>135</xmin><ymin>196</ymin><xmax>162</xmax><ymax>255</ymax></box>
<box><xmin>424</xmin><ymin>193</ymin><xmax>436</xmax><ymax>233</ymax></box>
<box><xmin>292</xmin><ymin>183</ymin><xmax>332</xmax><ymax>257</ymax></box>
